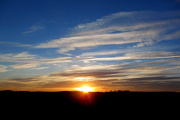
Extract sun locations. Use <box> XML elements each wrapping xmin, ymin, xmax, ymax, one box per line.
<box><xmin>76</xmin><ymin>86</ymin><xmax>93</xmax><ymax>93</ymax></box>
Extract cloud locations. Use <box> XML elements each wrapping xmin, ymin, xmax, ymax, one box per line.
<box><xmin>35</xmin><ymin>29</ymin><xmax>161</xmax><ymax>54</ymax></box>
<box><xmin>0</xmin><ymin>52</ymin><xmax>73</xmax><ymax>70</ymax></box>
<box><xmin>0</xmin><ymin>52</ymin><xmax>40</xmax><ymax>69</ymax></box>
<box><xmin>36</xmin><ymin>30</ymin><xmax>163</xmax><ymax>54</ymax></box>
<box><xmin>49</xmin><ymin>70</ymin><xmax>121</xmax><ymax>79</ymax></box>
<box><xmin>80</xmin><ymin>50</ymin><xmax>123</xmax><ymax>57</ymax></box>
<box><xmin>112</xmin><ymin>80</ymin><xmax>180</xmax><ymax>91</ymax></box>
<box><xmin>47</xmin><ymin>62</ymin><xmax>177</xmax><ymax>80</ymax></box>
<box><xmin>10</xmin><ymin>63</ymin><xmax>38</xmax><ymax>69</ymax></box>
<box><xmin>0</xmin><ymin>42</ymin><xmax>32</xmax><ymax>47</ymax></box>
<box><xmin>37</xmin><ymin>63</ymin><xmax>180</xmax><ymax>91</ymax></box>
<box><xmin>0</xmin><ymin>82</ymin><xmax>30</xmax><ymax>88</ymax></box>
<box><xmin>2</xmin><ymin>60</ymin><xmax>180</xmax><ymax>91</ymax></box>
<box><xmin>41</xmin><ymin>79</ymin><xmax>118</xmax><ymax>89</ymax></box>
<box><xmin>13</xmin><ymin>52</ymin><xmax>36</xmax><ymax>58</ymax></box>
<box><xmin>33</xmin><ymin>67</ymin><xmax>48</xmax><ymax>70</ymax></box>
<box><xmin>10</xmin><ymin>77</ymin><xmax>40</xmax><ymax>83</ymax></box>
<box><xmin>0</xmin><ymin>52</ymin><xmax>36</xmax><ymax>64</ymax></box>
<box><xmin>72</xmin><ymin>11</ymin><xmax>180</xmax><ymax>35</ymax></box>
<box><xmin>41</xmin><ymin>57</ymin><xmax>72</xmax><ymax>64</ymax></box>
<box><xmin>125</xmin><ymin>51</ymin><xmax>180</xmax><ymax>59</ymax></box>
<box><xmin>41</xmin><ymin>81</ymin><xmax>84</xmax><ymax>88</ymax></box>
<box><xmin>35</xmin><ymin>11</ymin><xmax>180</xmax><ymax>55</ymax></box>
<box><xmin>0</xmin><ymin>65</ymin><xmax>8</xmax><ymax>72</ymax></box>
<box><xmin>23</xmin><ymin>24</ymin><xmax>45</xmax><ymax>34</ymax></box>
<box><xmin>1</xmin><ymin>11</ymin><xmax>180</xmax><ymax>91</ymax></box>
<box><xmin>123</xmin><ymin>76</ymin><xmax>180</xmax><ymax>81</ymax></box>
<box><xmin>78</xmin><ymin>51</ymin><xmax>180</xmax><ymax>63</ymax></box>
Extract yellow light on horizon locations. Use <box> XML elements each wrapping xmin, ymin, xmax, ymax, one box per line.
<box><xmin>76</xmin><ymin>86</ymin><xmax>93</xmax><ymax>93</ymax></box>
<box><xmin>74</xmin><ymin>77</ymin><xmax>93</xmax><ymax>81</ymax></box>
<box><xmin>74</xmin><ymin>77</ymin><xmax>86</xmax><ymax>81</ymax></box>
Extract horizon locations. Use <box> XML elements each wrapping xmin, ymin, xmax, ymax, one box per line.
<box><xmin>0</xmin><ymin>0</ymin><xmax>180</xmax><ymax>92</ymax></box>
<box><xmin>1</xmin><ymin>89</ymin><xmax>180</xmax><ymax>93</ymax></box>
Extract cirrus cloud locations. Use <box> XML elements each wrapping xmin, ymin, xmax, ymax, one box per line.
<box><xmin>35</xmin><ymin>11</ymin><xmax>180</xmax><ymax>55</ymax></box>
<box><xmin>0</xmin><ymin>65</ymin><xmax>8</xmax><ymax>72</ymax></box>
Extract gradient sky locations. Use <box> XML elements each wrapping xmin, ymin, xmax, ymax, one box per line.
<box><xmin>0</xmin><ymin>0</ymin><xmax>180</xmax><ymax>91</ymax></box>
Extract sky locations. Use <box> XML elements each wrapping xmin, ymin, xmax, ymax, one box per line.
<box><xmin>0</xmin><ymin>0</ymin><xmax>180</xmax><ymax>92</ymax></box>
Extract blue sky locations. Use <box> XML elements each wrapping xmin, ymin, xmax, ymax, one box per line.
<box><xmin>0</xmin><ymin>0</ymin><xmax>180</xmax><ymax>91</ymax></box>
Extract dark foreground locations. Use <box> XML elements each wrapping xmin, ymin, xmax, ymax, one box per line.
<box><xmin>1</xmin><ymin>91</ymin><xmax>179</xmax><ymax>118</ymax></box>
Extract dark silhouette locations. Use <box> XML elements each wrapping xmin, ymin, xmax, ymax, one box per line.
<box><xmin>1</xmin><ymin>90</ymin><xmax>179</xmax><ymax>118</ymax></box>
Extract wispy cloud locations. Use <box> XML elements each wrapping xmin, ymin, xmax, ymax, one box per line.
<box><xmin>23</xmin><ymin>24</ymin><xmax>45</xmax><ymax>34</ymax></box>
<box><xmin>44</xmin><ymin>61</ymin><xmax>178</xmax><ymax>82</ymax></box>
<box><xmin>1</xmin><ymin>11</ymin><xmax>180</xmax><ymax>91</ymax></box>
<box><xmin>35</xmin><ymin>11</ymin><xmax>180</xmax><ymax>55</ymax></box>
<box><xmin>1</xmin><ymin>55</ymin><xmax>179</xmax><ymax>91</ymax></box>
<box><xmin>0</xmin><ymin>65</ymin><xmax>8</xmax><ymax>72</ymax></box>
<box><xmin>0</xmin><ymin>52</ymin><xmax>36</xmax><ymax>62</ymax></box>
<box><xmin>78</xmin><ymin>51</ymin><xmax>180</xmax><ymax>63</ymax></box>
<box><xmin>0</xmin><ymin>42</ymin><xmax>32</xmax><ymax>47</ymax></box>
<box><xmin>72</xmin><ymin>11</ymin><xmax>180</xmax><ymax>35</ymax></box>
<box><xmin>80</xmin><ymin>50</ymin><xmax>124</xmax><ymax>57</ymax></box>
<box><xmin>0</xmin><ymin>52</ymin><xmax>73</xmax><ymax>70</ymax></box>
<box><xmin>35</xmin><ymin>29</ymin><xmax>163</xmax><ymax>54</ymax></box>
<box><xmin>5</xmin><ymin>60</ymin><xmax>178</xmax><ymax>91</ymax></box>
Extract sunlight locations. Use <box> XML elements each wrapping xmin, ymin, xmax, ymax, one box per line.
<box><xmin>74</xmin><ymin>77</ymin><xmax>93</xmax><ymax>81</ymax></box>
<box><xmin>74</xmin><ymin>77</ymin><xmax>87</xmax><ymax>81</ymax></box>
<box><xmin>76</xmin><ymin>86</ymin><xmax>93</xmax><ymax>93</ymax></box>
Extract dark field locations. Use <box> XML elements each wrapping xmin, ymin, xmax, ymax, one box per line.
<box><xmin>1</xmin><ymin>91</ymin><xmax>179</xmax><ymax>118</ymax></box>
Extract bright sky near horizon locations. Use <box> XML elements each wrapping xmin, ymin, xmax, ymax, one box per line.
<box><xmin>0</xmin><ymin>0</ymin><xmax>180</xmax><ymax>91</ymax></box>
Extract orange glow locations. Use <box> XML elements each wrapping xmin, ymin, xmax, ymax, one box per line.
<box><xmin>76</xmin><ymin>86</ymin><xmax>93</xmax><ymax>93</ymax></box>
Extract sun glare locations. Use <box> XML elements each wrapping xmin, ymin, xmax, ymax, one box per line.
<box><xmin>76</xmin><ymin>86</ymin><xmax>93</xmax><ymax>93</ymax></box>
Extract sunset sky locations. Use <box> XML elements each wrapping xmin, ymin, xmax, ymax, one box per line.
<box><xmin>0</xmin><ymin>0</ymin><xmax>180</xmax><ymax>92</ymax></box>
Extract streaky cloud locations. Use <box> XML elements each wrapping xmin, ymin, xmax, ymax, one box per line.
<box><xmin>35</xmin><ymin>11</ymin><xmax>180</xmax><ymax>55</ymax></box>
<box><xmin>73</xmin><ymin>11</ymin><xmax>180</xmax><ymax>35</ymax></box>
<box><xmin>0</xmin><ymin>65</ymin><xmax>8</xmax><ymax>72</ymax></box>
<box><xmin>0</xmin><ymin>42</ymin><xmax>32</xmax><ymax>47</ymax></box>
<box><xmin>79</xmin><ymin>51</ymin><xmax>180</xmax><ymax>62</ymax></box>
<box><xmin>2</xmin><ymin>60</ymin><xmax>180</xmax><ymax>91</ymax></box>
<box><xmin>0</xmin><ymin>52</ymin><xmax>73</xmax><ymax>70</ymax></box>
<box><xmin>22</xmin><ymin>24</ymin><xmax>45</xmax><ymax>34</ymax></box>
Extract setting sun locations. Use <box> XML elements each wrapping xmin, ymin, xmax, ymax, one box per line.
<box><xmin>76</xmin><ymin>86</ymin><xmax>93</xmax><ymax>92</ymax></box>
